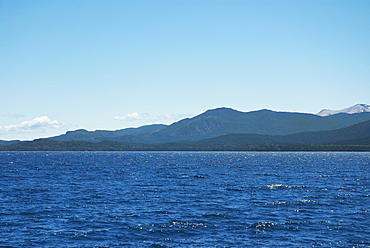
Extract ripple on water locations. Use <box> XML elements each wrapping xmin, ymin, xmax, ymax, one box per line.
<box><xmin>1</xmin><ymin>151</ymin><xmax>369</xmax><ymax>247</ymax></box>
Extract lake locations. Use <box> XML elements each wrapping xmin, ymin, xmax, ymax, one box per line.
<box><xmin>1</xmin><ymin>151</ymin><xmax>369</xmax><ymax>247</ymax></box>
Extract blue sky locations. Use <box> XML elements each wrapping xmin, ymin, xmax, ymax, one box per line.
<box><xmin>1</xmin><ymin>0</ymin><xmax>370</xmax><ymax>140</ymax></box>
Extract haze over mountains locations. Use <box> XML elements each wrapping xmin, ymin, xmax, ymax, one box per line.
<box><xmin>1</xmin><ymin>104</ymin><xmax>370</xmax><ymax>150</ymax></box>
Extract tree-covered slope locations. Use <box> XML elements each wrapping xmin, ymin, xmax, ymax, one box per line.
<box><xmin>194</xmin><ymin>120</ymin><xmax>370</xmax><ymax>146</ymax></box>
<box><xmin>50</xmin><ymin>124</ymin><xmax>167</xmax><ymax>142</ymax></box>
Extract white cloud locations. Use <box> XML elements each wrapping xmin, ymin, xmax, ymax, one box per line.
<box><xmin>160</xmin><ymin>113</ymin><xmax>191</xmax><ymax>120</ymax></box>
<box><xmin>114</xmin><ymin>113</ymin><xmax>156</xmax><ymax>121</ymax></box>
<box><xmin>114</xmin><ymin>113</ymin><xmax>192</xmax><ymax>122</ymax></box>
<box><xmin>0</xmin><ymin>116</ymin><xmax>65</xmax><ymax>134</ymax></box>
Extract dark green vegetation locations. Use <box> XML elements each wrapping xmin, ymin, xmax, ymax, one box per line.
<box><xmin>0</xmin><ymin>140</ymin><xmax>20</xmax><ymax>145</ymax></box>
<box><xmin>1</xmin><ymin>108</ymin><xmax>370</xmax><ymax>151</ymax></box>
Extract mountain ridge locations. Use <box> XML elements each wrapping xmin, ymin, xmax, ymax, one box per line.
<box><xmin>50</xmin><ymin>124</ymin><xmax>167</xmax><ymax>142</ymax></box>
<box><xmin>108</xmin><ymin>108</ymin><xmax>370</xmax><ymax>143</ymax></box>
<box><xmin>2</xmin><ymin>105</ymin><xmax>370</xmax><ymax>147</ymax></box>
<box><xmin>1</xmin><ymin>119</ymin><xmax>369</xmax><ymax>151</ymax></box>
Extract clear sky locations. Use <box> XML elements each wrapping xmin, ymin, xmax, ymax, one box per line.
<box><xmin>1</xmin><ymin>0</ymin><xmax>370</xmax><ymax>140</ymax></box>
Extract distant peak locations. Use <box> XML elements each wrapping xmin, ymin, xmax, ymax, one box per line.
<box><xmin>67</xmin><ymin>129</ymin><xmax>88</xmax><ymax>133</ymax></box>
<box><xmin>206</xmin><ymin>107</ymin><xmax>238</xmax><ymax>112</ymax></box>
<box><xmin>317</xmin><ymin>104</ymin><xmax>370</xmax><ymax>116</ymax></box>
<box><xmin>201</xmin><ymin>107</ymin><xmax>240</xmax><ymax>115</ymax></box>
<box><xmin>353</xmin><ymin>103</ymin><xmax>369</xmax><ymax>106</ymax></box>
<box><xmin>256</xmin><ymin>109</ymin><xmax>274</xmax><ymax>112</ymax></box>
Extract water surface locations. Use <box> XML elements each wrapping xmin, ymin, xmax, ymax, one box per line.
<box><xmin>1</xmin><ymin>151</ymin><xmax>369</xmax><ymax>247</ymax></box>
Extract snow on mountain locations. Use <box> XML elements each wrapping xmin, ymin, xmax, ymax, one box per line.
<box><xmin>317</xmin><ymin>104</ymin><xmax>370</xmax><ymax>116</ymax></box>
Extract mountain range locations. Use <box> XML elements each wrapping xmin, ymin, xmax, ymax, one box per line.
<box><xmin>1</xmin><ymin>104</ymin><xmax>370</xmax><ymax>151</ymax></box>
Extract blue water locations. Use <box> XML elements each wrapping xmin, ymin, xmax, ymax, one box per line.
<box><xmin>1</xmin><ymin>152</ymin><xmax>369</xmax><ymax>247</ymax></box>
